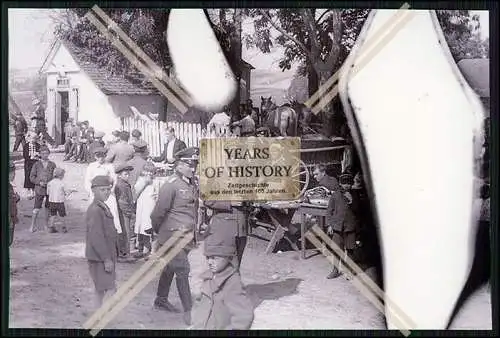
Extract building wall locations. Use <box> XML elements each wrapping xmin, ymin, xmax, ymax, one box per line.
<box><xmin>107</xmin><ymin>94</ymin><xmax>165</xmax><ymax>121</ymax></box>
<box><xmin>44</xmin><ymin>44</ymin><xmax>166</xmax><ymax>143</ymax></box>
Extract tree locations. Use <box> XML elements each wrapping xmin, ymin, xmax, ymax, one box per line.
<box><xmin>245</xmin><ymin>9</ymin><xmax>369</xmax><ymax>136</ymax></box>
<box><xmin>436</xmin><ymin>10</ymin><xmax>489</xmax><ymax>61</ymax></box>
<box><xmin>54</xmin><ymin>9</ymin><xmax>171</xmax><ymax>81</ymax></box>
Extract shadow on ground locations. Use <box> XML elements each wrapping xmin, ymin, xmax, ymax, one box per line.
<box><xmin>245</xmin><ymin>278</ymin><xmax>302</xmax><ymax>308</ymax></box>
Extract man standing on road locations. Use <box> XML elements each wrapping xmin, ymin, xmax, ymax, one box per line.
<box><xmin>106</xmin><ymin>131</ymin><xmax>135</xmax><ymax>165</ymax></box>
<box><xmin>150</xmin><ymin>147</ymin><xmax>199</xmax><ymax>325</ymax></box>
<box><xmin>12</xmin><ymin>113</ymin><xmax>28</xmax><ymax>152</ymax></box>
<box><xmin>152</xmin><ymin>127</ymin><xmax>186</xmax><ymax>175</ymax></box>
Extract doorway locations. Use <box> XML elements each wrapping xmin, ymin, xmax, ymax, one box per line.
<box><xmin>56</xmin><ymin>91</ymin><xmax>69</xmax><ymax>145</ymax></box>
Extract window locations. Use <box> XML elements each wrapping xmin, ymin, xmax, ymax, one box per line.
<box><xmin>57</xmin><ymin>77</ymin><xmax>70</xmax><ymax>87</ymax></box>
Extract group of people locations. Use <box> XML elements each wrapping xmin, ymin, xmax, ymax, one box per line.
<box><xmin>85</xmin><ymin>143</ymin><xmax>255</xmax><ymax>329</ymax></box>
<box><xmin>207</xmin><ymin>99</ymin><xmax>262</xmax><ymax>137</ymax></box>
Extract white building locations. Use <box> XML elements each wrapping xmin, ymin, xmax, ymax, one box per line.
<box><xmin>39</xmin><ymin>39</ymin><xmax>166</xmax><ymax>144</ymax></box>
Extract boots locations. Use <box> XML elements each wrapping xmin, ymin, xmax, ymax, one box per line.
<box><xmin>176</xmin><ymin>276</ymin><xmax>193</xmax><ymax>326</ymax></box>
<box><xmin>327</xmin><ymin>267</ymin><xmax>342</xmax><ymax>279</ymax></box>
<box><xmin>154</xmin><ymin>297</ymin><xmax>181</xmax><ymax>313</ymax></box>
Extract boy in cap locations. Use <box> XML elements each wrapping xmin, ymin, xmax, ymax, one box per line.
<box><xmin>85</xmin><ymin>175</ymin><xmax>119</xmax><ymax>308</ymax></box>
<box><xmin>114</xmin><ymin>163</ymin><xmax>135</xmax><ymax>262</ymax></box>
<box><xmin>325</xmin><ymin>174</ymin><xmax>358</xmax><ymax>279</ymax></box>
<box><xmin>9</xmin><ymin>162</ymin><xmax>20</xmax><ymax>246</ymax></box>
<box><xmin>191</xmin><ymin>223</ymin><xmax>254</xmax><ymax>329</ymax></box>
<box><xmin>29</xmin><ymin>146</ymin><xmax>56</xmax><ymax>232</ymax></box>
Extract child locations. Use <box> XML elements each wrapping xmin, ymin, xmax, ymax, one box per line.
<box><xmin>9</xmin><ymin>162</ymin><xmax>20</xmax><ymax>247</ymax></box>
<box><xmin>29</xmin><ymin>146</ymin><xmax>56</xmax><ymax>232</ymax></box>
<box><xmin>132</xmin><ymin>162</ymin><xmax>159</xmax><ymax>259</ymax></box>
<box><xmin>114</xmin><ymin>163</ymin><xmax>135</xmax><ymax>262</ymax></box>
<box><xmin>191</xmin><ymin>225</ymin><xmax>254</xmax><ymax>329</ymax></box>
<box><xmin>46</xmin><ymin>168</ymin><xmax>76</xmax><ymax>233</ymax></box>
<box><xmin>325</xmin><ymin>177</ymin><xmax>358</xmax><ymax>280</ymax></box>
<box><xmin>85</xmin><ymin>175</ymin><xmax>119</xmax><ymax>308</ymax></box>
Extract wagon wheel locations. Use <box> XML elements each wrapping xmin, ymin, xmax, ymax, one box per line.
<box><xmin>290</xmin><ymin>160</ymin><xmax>310</xmax><ymax>199</ymax></box>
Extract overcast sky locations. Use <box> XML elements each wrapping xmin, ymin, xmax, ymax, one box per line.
<box><xmin>8</xmin><ymin>9</ymin><xmax>490</xmax><ymax>71</ymax></box>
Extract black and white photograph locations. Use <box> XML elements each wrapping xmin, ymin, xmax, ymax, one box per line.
<box><xmin>7</xmin><ymin>6</ymin><xmax>492</xmax><ymax>331</ymax></box>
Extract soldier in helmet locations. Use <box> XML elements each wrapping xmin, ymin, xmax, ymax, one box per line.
<box><xmin>150</xmin><ymin>147</ymin><xmax>199</xmax><ymax>325</ymax></box>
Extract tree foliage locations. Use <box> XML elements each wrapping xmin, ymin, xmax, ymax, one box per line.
<box><xmin>244</xmin><ymin>9</ymin><xmax>370</xmax><ymax>77</ymax></box>
<box><xmin>54</xmin><ymin>9</ymin><xmax>171</xmax><ymax>81</ymax></box>
<box><xmin>436</xmin><ymin>10</ymin><xmax>489</xmax><ymax>61</ymax></box>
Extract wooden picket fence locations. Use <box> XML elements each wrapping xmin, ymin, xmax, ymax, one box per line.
<box><xmin>122</xmin><ymin>116</ymin><xmax>203</xmax><ymax>157</ymax></box>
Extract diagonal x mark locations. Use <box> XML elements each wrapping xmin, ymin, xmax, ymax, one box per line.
<box><xmin>85</xmin><ymin>10</ymin><xmax>189</xmax><ymax>114</ymax></box>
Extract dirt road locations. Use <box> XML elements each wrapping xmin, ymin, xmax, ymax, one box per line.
<box><xmin>9</xmin><ymin>154</ymin><xmax>492</xmax><ymax>330</ymax></box>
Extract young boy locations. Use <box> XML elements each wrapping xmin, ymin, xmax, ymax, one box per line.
<box><xmin>325</xmin><ymin>175</ymin><xmax>358</xmax><ymax>280</ymax></box>
<box><xmin>46</xmin><ymin>168</ymin><xmax>76</xmax><ymax>233</ymax></box>
<box><xmin>191</xmin><ymin>224</ymin><xmax>254</xmax><ymax>330</ymax></box>
<box><xmin>9</xmin><ymin>162</ymin><xmax>20</xmax><ymax>247</ymax></box>
<box><xmin>132</xmin><ymin>162</ymin><xmax>158</xmax><ymax>259</ymax></box>
<box><xmin>114</xmin><ymin>163</ymin><xmax>135</xmax><ymax>262</ymax></box>
<box><xmin>29</xmin><ymin>146</ymin><xmax>56</xmax><ymax>232</ymax></box>
<box><xmin>85</xmin><ymin>175</ymin><xmax>119</xmax><ymax>308</ymax></box>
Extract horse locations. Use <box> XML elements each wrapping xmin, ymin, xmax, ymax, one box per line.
<box><xmin>260</xmin><ymin>96</ymin><xmax>299</xmax><ymax>137</ymax></box>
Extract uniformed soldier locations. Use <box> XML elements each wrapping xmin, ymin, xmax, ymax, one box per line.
<box><xmin>150</xmin><ymin>147</ymin><xmax>199</xmax><ymax>326</ymax></box>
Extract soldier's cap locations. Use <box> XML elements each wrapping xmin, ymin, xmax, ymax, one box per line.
<box><xmin>175</xmin><ymin>147</ymin><xmax>199</xmax><ymax>165</ymax></box>
<box><xmin>132</xmin><ymin>139</ymin><xmax>148</xmax><ymax>152</ymax></box>
<box><xmin>93</xmin><ymin>147</ymin><xmax>108</xmax><ymax>156</ymax></box>
<box><xmin>88</xmin><ymin>127</ymin><xmax>95</xmax><ymax>132</ymax></box>
<box><xmin>112</xmin><ymin>130</ymin><xmax>121</xmax><ymax>137</ymax></box>
<box><xmin>94</xmin><ymin>131</ymin><xmax>105</xmax><ymax>138</ymax></box>
<box><xmin>131</xmin><ymin>129</ymin><xmax>142</xmax><ymax>137</ymax></box>
<box><xmin>82</xmin><ymin>120</ymin><xmax>89</xmax><ymax>125</ymax></box>
<box><xmin>91</xmin><ymin>175</ymin><xmax>113</xmax><ymax>188</ymax></box>
<box><xmin>9</xmin><ymin>161</ymin><xmax>16</xmax><ymax>172</ymax></box>
<box><xmin>204</xmin><ymin>225</ymin><xmax>237</xmax><ymax>258</ymax></box>
<box><xmin>115</xmin><ymin>163</ymin><xmax>134</xmax><ymax>174</ymax></box>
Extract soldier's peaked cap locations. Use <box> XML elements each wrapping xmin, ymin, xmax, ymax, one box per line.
<box><xmin>175</xmin><ymin>147</ymin><xmax>199</xmax><ymax>164</ymax></box>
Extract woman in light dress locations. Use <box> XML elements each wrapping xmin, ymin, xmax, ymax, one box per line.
<box><xmin>84</xmin><ymin>147</ymin><xmax>122</xmax><ymax>234</ymax></box>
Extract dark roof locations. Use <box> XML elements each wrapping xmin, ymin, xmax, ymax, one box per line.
<box><xmin>457</xmin><ymin>58</ymin><xmax>489</xmax><ymax>98</ymax></box>
<box><xmin>61</xmin><ymin>39</ymin><xmax>160</xmax><ymax>96</ymax></box>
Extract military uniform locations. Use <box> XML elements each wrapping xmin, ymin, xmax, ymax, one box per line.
<box><xmin>150</xmin><ymin>147</ymin><xmax>199</xmax><ymax>324</ymax></box>
<box><xmin>191</xmin><ymin>215</ymin><xmax>254</xmax><ymax>330</ymax></box>
<box><xmin>203</xmin><ymin>201</ymin><xmax>248</xmax><ymax>268</ymax></box>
